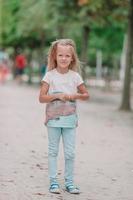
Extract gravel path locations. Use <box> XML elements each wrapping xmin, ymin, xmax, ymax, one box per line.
<box><xmin>0</xmin><ymin>83</ymin><xmax>133</xmax><ymax>200</ymax></box>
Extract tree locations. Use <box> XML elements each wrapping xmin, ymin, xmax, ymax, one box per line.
<box><xmin>1</xmin><ymin>0</ymin><xmax>21</xmax><ymax>47</ymax></box>
<box><xmin>76</xmin><ymin>0</ymin><xmax>105</xmax><ymax>79</ymax></box>
<box><xmin>120</xmin><ymin>0</ymin><xmax>133</xmax><ymax>111</ymax></box>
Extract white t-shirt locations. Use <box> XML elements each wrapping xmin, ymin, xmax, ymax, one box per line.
<box><xmin>42</xmin><ymin>68</ymin><xmax>84</xmax><ymax>94</ymax></box>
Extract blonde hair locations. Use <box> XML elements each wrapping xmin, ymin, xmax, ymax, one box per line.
<box><xmin>47</xmin><ymin>39</ymin><xmax>80</xmax><ymax>72</ymax></box>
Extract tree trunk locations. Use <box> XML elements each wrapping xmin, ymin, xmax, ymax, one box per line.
<box><xmin>96</xmin><ymin>50</ymin><xmax>102</xmax><ymax>79</ymax></box>
<box><xmin>80</xmin><ymin>25</ymin><xmax>90</xmax><ymax>80</ymax></box>
<box><xmin>120</xmin><ymin>0</ymin><xmax>133</xmax><ymax>111</ymax></box>
<box><xmin>120</xmin><ymin>34</ymin><xmax>127</xmax><ymax>81</ymax></box>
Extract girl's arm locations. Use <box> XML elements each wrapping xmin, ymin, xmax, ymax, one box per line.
<box><xmin>39</xmin><ymin>82</ymin><xmax>57</xmax><ymax>103</ymax></box>
<box><xmin>69</xmin><ymin>83</ymin><xmax>89</xmax><ymax>101</ymax></box>
<box><xmin>39</xmin><ymin>82</ymin><xmax>67</xmax><ymax>103</ymax></box>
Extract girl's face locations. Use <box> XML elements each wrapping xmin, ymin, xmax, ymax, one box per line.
<box><xmin>56</xmin><ymin>44</ymin><xmax>73</xmax><ymax>72</ymax></box>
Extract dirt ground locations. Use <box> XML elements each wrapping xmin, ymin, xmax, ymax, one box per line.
<box><xmin>0</xmin><ymin>82</ymin><xmax>133</xmax><ymax>200</ymax></box>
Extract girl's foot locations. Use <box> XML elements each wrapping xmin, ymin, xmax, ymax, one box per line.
<box><xmin>49</xmin><ymin>183</ymin><xmax>60</xmax><ymax>194</ymax></box>
<box><xmin>65</xmin><ymin>184</ymin><xmax>80</xmax><ymax>194</ymax></box>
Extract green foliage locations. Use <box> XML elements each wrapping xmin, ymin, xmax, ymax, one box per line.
<box><xmin>2</xmin><ymin>0</ymin><xmax>20</xmax><ymax>45</ymax></box>
<box><xmin>0</xmin><ymin>0</ymin><xmax>128</xmax><ymax>69</ymax></box>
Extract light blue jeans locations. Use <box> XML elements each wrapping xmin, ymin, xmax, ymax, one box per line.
<box><xmin>47</xmin><ymin>127</ymin><xmax>76</xmax><ymax>186</ymax></box>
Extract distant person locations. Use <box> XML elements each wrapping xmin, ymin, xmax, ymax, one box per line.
<box><xmin>0</xmin><ymin>48</ymin><xmax>10</xmax><ymax>83</ymax></box>
<box><xmin>40</xmin><ymin>63</ymin><xmax>47</xmax><ymax>78</ymax></box>
<box><xmin>39</xmin><ymin>39</ymin><xmax>89</xmax><ymax>194</ymax></box>
<box><xmin>15</xmin><ymin>49</ymin><xmax>27</xmax><ymax>83</ymax></box>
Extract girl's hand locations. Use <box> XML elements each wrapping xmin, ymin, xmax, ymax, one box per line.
<box><xmin>55</xmin><ymin>93</ymin><xmax>67</xmax><ymax>102</ymax></box>
<box><xmin>68</xmin><ymin>94</ymin><xmax>76</xmax><ymax>101</ymax></box>
<box><xmin>67</xmin><ymin>93</ymin><xmax>89</xmax><ymax>101</ymax></box>
<box><xmin>57</xmin><ymin>94</ymin><xmax>75</xmax><ymax>101</ymax></box>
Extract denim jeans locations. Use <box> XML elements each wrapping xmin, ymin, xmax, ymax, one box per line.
<box><xmin>47</xmin><ymin>127</ymin><xmax>76</xmax><ymax>186</ymax></box>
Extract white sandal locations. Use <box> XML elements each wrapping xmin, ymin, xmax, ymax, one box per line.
<box><xmin>65</xmin><ymin>184</ymin><xmax>80</xmax><ymax>194</ymax></box>
<box><xmin>49</xmin><ymin>183</ymin><xmax>60</xmax><ymax>194</ymax></box>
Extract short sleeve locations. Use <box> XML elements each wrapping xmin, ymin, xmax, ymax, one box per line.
<box><xmin>75</xmin><ymin>73</ymin><xmax>84</xmax><ymax>86</ymax></box>
<box><xmin>42</xmin><ymin>72</ymin><xmax>50</xmax><ymax>84</ymax></box>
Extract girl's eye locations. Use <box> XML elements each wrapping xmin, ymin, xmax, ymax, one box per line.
<box><xmin>57</xmin><ymin>54</ymin><xmax>71</xmax><ymax>57</ymax></box>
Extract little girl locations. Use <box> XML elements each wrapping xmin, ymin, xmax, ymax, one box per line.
<box><xmin>39</xmin><ymin>39</ymin><xmax>89</xmax><ymax>194</ymax></box>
